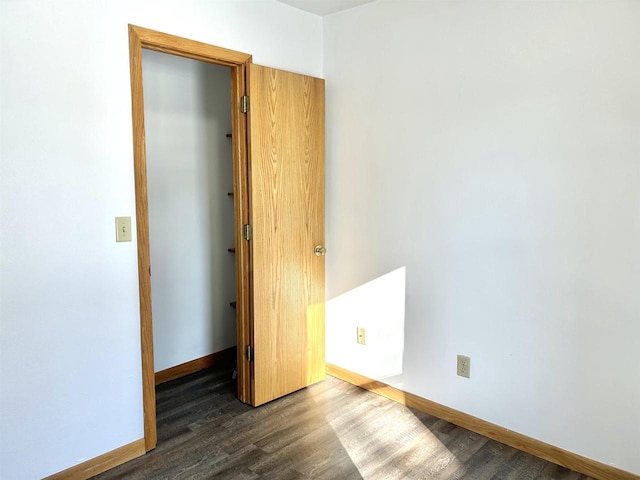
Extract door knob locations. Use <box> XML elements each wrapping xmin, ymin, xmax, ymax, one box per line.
<box><xmin>314</xmin><ymin>245</ymin><xmax>327</xmax><ymax>256</ymax></box>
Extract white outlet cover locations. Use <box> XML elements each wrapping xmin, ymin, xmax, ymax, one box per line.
<box><xmin>457</xmin><ymin>355</ymin><xmax>471</xmax><ymax>378</ymax></box>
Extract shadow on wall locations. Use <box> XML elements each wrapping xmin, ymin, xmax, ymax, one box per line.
<box><xmin>326</xmin><ymin>267</ymin><xmax>407</xmax><ymax>386</ymax></box>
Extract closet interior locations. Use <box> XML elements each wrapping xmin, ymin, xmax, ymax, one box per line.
<box><xmin>141</xmin><ymin>48</ymin><xmax>237</xmax><ymax>384</ymax></box>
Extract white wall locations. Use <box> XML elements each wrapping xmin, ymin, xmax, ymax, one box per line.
<box><xmin>143</xmin><ymin>50</ymin><xmax>236</xmax><ymax>372</ymax></box>
<box><xmin>0</xmin><ymin>0</ymin><xmax>321</xmax><ymax>477</ymax></box>
<box><xmin>324</xmin><ymin>0</ymin><xmax>640</xmax><ymax>475</ymax></box>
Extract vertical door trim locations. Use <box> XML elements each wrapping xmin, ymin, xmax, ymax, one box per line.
<box><xmin>128</xmin><ymin>25</ymin><xmax>253</xmax><ymax>451</ymax></box>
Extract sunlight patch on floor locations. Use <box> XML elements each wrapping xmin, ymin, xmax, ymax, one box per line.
<box><xmin>323</xmin><ymin>391</ymin><xmax>463</xmax><ymax>479</ymax></box>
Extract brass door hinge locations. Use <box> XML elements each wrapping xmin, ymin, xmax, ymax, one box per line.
<box><xmin>241</xmin><ymin>95</ymin><xmax>250</xmax><ymax>114</ymax></box>
<box><xmin>243</xmin><ymin>224</ymin><xmax>253</xmax><ymax>241</ymax></box>
<box><xmin>245</xmin><ymin>345</ymin><xmax>254</xmax><ymax>362</ymax></box>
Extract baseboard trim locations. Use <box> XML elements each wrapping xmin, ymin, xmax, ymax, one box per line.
<box><xmin>155</xmin><ymin>346</ymin><xmax>237</xmax><ymax>385</ymax></box>
<box><xmin>43</xmin><ymin>438</ymin><xmax>145</xmax><ymax>480</ymax></box>
<box><xmin>326</xmin><ymin>363</ymin><xmax>638</xmax><ymax>480</ymax></box>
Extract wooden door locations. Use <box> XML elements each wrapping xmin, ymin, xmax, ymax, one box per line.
<box><xmin>247</xmin><ymin>64</ymin><xmax>325</xmax><ymax>406</ymax></box>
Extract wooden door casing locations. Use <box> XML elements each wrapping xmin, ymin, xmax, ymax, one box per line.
<box><xmin>129</xmin><ymin>25</ymin><xmax>253</xmax><ymax>449</ymax></box>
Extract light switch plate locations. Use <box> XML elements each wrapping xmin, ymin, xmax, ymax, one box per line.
<box><xmin>116</xmin><ymin>217</ymin><xmax>132</xmax><ymax>242</ymax></box>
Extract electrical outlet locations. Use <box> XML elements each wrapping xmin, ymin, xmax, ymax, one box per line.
<box><xmin>457</xmin><ymin>355</ymin><xmax>471</xmax><ymax>378</ymax></box>
<box><xmin>357</xmin><ymin>326</ymin><xmax>366</xmax><ymax>345</ymax></box>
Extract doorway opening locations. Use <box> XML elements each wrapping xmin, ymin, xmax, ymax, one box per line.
<box><xmin>142</xmin><ymin>46</ymin><xmax>238</xmax><ymax>407</ymax></box>
<box><xmin>128</xmin><ymin>25</ymin><xmax>253</xmax><ymax>451</ymax></box>
<box><xmin>129</xmin><ymin>25</ymin><xmax>326</xmax><ymax>453</ymax></box>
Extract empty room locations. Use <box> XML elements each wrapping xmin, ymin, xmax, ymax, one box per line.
<box><xmin>0</xmin><ymin>1</ymin><xmax>638</xmax><ymax>479</ymax></box>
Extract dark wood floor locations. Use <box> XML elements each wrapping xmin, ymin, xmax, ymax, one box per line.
<box><xmin>93</xmin><ymin>368</ymin><xmax>595</xmax><ymax>480</ymax></box>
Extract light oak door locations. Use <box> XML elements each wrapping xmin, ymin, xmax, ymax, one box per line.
<box><xmin>247</xmin><ymin>64</ymin><xmax>325</xmax><ymax>406</ymax></box>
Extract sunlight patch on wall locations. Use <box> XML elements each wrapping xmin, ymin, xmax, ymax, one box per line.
<box><xmin>326</xmin><ymin>267</ymin><xmax>406</xmax><ymax>385</ymax></box>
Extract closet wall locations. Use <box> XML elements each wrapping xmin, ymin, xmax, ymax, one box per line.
<box><xmin>142</xmin><ymin>49</ymin><xmax>236</xmax><ymax>372</ymax></box>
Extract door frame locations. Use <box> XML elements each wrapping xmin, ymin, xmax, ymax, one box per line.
<box><xmin>128</xmin><ymin>25</ymin><xmax>253</xmax><ymax>451</ymax></box>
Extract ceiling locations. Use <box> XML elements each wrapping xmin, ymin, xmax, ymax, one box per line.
<box><xmin>276</xmin><ymin>0</ymin><xmax>376</xmax><ymax>16</ymax></box>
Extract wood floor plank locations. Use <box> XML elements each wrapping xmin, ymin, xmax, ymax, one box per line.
<box><xmin>430</xmin><ymin>429</ymin><xmax>490</xmax><ymax>479</ymax></box>
<box><xmin>248</xmin><ymin>422</ymin><xmax>345</xmax><ymax>477</ymax></box>
<box><xmin>92</xmin><ymin>368</ymin><xmax>598</xmax><ymax>480</ymax></box>
<box><xmin>493</xmin><ymin>449</ymin><xmax>549</xmax><ymax>480</ymax></box>
<box><xmin>536</xmin><ymin>462</ymin><xmax>592</xmax><ymax>480</ymax></box>
<box><xmin>202</xmin><ymin>444</ymin><xmax>264</xmax><ymax>480</ymax></box>
<box><xmin>450</xmin><ymin>440</ymin><xmax>520</xmax><ymax>480</ymax></box>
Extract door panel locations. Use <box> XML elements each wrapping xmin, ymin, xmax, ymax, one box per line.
<box><xmin>248</xmin><ymin>64</ymin><xmax>325</xmax><ymax>406</ymax></box>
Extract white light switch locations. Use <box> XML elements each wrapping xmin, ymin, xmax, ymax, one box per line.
<box><xmin>116</xmin><ymin>217</ymin><xmax>132</xmax><ymax>242</ymax></box>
